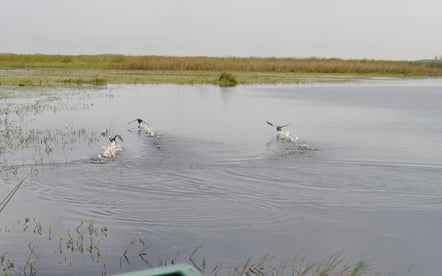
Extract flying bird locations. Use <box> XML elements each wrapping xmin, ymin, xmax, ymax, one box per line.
<box><xmin>129</xmin><ymin>118</ymin><xmax>156</xmax><ymax>137</ymax></box>
<box><xmin>128</xmin><ymin>118</ymin><xmax>148</xmax><ymax>128</ymax></box>
<box><xmin>108</xmin><ymin>135</ymin><xmax>123</xmax><ymax>143</ymax></box>
<box><xmin>266</xmin><ymin>121</ymin><xmax>290</xmax><ymax>132</ymax></box>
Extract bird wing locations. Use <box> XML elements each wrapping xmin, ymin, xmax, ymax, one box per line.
<box><xmin>266</xmin><ymin>121</ymin><xmax>274</xmax><ymax>126</ymax></box>
<box><xmin>279</xmin><ymin>123</ymin><xmax>291</xmax><ymax>128</ymax></box>
<box><xmin>127</xmin><ymin>119</ymin><xmax>137</xmax><ymax>124</ymax></box>
<box><xmin>141</xmin><ymin>121</ymin><xmax>150</xmax><ymax>126</ymax></box>
<box><xmin>115</xmin><ymin>135</ymin><xmax>123</xmax><ymax>142</ymax></box>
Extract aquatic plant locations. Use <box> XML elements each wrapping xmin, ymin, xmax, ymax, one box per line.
<box><xmin>0</xmin><ymin>124</ymin><xmax>99</xmax><ymax>178</ymax></box>
<box><xmin>0</xmin><ymin>218</ymin><xmax>109</xmax><ymax>275</ymax></box>
<box><xmin>187</xmin><ymin>244</ymin><xmax>371</xmax><ymax>276</ymax></box>
<box><xmin>0</xmin><ymin>218</ymin><xmax>374</xmax><ymax>275</ymax></box>
<box><xmin>0</xmin><ymin>89</ymin><xmax>99</xmax><ymax>178</ymax></box>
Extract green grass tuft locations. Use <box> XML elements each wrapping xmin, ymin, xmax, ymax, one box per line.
<box><xmin>218</xmin><ymin>72</ymin><xmax>238</xmax><ymax>87</ymax></box>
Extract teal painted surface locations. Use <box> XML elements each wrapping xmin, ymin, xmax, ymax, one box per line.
<box><xmin>112</xmin><ymin>264</ymin><xmax>202</xmax><ymax>276</ymax></box>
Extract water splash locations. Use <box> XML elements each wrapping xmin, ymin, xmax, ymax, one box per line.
<box><xmin>98</xmin><ymin>141</ymin><xmax>122</xmax><ymax>159</ymax></box>
<box><xmin>276</xmin><ymin>130</ymin><xmax>299</xmax><ymax>143</ymax></box>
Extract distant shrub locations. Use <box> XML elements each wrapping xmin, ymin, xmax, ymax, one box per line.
<box><xmin>218</xmin><ymin>72</ymin><xmax>238</xmax><ymax>87</ymax></box>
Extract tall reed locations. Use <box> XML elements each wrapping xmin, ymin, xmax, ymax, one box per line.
<box><xmin>1</xmin><ymin>54</ymin><xmax>441</xmax><ymax>76</ymax></box>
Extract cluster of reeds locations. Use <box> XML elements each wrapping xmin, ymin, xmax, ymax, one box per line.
<box><xmin>0</xmin><ymin>54</ymin><xmax>125</xmax><ymax>70</ymax></box>
<box><xmin>120</xmin><ymin>56</ymin><xmax>442</xmax><ymax>76</ymax></box>
<box><xmin>1</xmin><ymin>54</ymin><xmax>441</xmax><ymax>76</ymax></box>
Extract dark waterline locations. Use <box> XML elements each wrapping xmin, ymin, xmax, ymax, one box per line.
<box><xmin>1</xmin><ymin>79</ymin><xmax>442</xmax><ymax>275</ymax></box>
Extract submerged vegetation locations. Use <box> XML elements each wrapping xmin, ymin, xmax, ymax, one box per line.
<box><xmin>0</xmin><ymin>54</ymin><xmax>441</xmax><ymax>87</ymax></box>
<box><xmin>0</xmin><ymin>89</ymin><xmax>99</xmax><ymax>179</ymax></box>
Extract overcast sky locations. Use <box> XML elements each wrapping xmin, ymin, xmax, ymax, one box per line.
<box><xmin>1</xmin><ymin>0</ymin><xmax>441</xmax><ymax>60</ymax></box>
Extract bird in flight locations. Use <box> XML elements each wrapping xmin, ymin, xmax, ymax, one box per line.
<box><xmin>108</xmin><ymin>134</ymin><xmax>123</xmax><ymax>143</ymax></box>
<box><xmin>266</xmin><ymin>121</ymin><xmax>290</xmax><ymax>132</ymax></box>
<box><xmin>128</xmin><ymin>118</ymin><xmax>149</xmax><ymax>128</ymax></box>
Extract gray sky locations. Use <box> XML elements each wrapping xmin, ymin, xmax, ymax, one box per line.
<box><xmin>1</xmin><ymin>0</ymin><xmax>441</xmax><ymax>60</ymax></box>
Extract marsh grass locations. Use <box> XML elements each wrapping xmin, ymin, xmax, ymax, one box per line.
<box><xmin>187</xmin><ymin>244</ymin><xmax>372</xmax><ymax>276</ymax></box>
<box><xmin>0</xmin><ymin>89</ymin><xmax>99</xmax><ymax>178</ymax></box>
<box><xmin>0</xmin><ymin>119</ymin><xmax>98</xmax><ymax>176</ymax></box>
<box><xmin>1</xmin><ymin>55</ymin><xmax>441</xmax><ymax>87</ymax></box>
<box><xmin>0</xmin><ymin>218</ymin><xmax>108</xmax><ymax>275</ymax></box>
<box><xmin>1</xmin><ymin>219</ymin><xmax>374</xmax><ymax>275</ymax></box>
<box><xmin>1</xmin><ymin>55</ymin><xmax>440</xmax><ymax>76</ymax></box>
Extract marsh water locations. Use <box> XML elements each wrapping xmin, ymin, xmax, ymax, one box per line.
<box><xmin>1</xmin><ymin>79</ymin><xmax>442</xmax><ymax>275</ymax></box>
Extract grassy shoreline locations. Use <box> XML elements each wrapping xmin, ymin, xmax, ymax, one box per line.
<box><xmin>1</xmin><ymin>54</ymin><xmax>441</xmax><ymax>87</ymax></box>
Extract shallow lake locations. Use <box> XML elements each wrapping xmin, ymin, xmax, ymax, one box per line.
<box><xmin>1</xmin><ymin>79</ymin><xmax>442</xmax><ymax>275</ymax></box>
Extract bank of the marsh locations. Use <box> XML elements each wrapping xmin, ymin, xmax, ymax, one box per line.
<box><xmin>0</xmin><ymin>54</ymin><xmax>441</xmax><ymax>87</ymax></box>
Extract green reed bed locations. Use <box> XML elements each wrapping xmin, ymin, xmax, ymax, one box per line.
<box><xmin>1</xmin><ymin>54</ymin><xmax>441</xmax><ymax>87</ymax></box>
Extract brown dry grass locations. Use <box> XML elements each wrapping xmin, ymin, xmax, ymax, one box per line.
<box><xmin>1</xmin><ymin>54</ymin><xmax>441</xmax><ymax>76</ymax></box>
